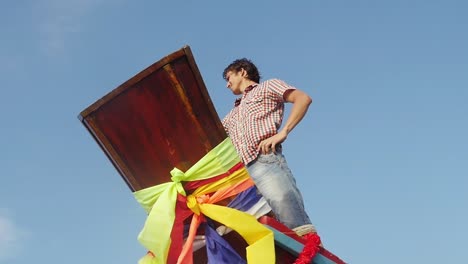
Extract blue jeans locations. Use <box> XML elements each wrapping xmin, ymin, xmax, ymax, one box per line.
<box><xmin>246</xmin><ymin>151</ymin><xmax>312</xmax><ymax>229</ymax></box>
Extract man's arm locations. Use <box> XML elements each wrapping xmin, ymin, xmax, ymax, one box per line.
<box><xmin>257</xmin><ymin>89</ymin><xmax>312</xmax><ymax>154</ymax></box>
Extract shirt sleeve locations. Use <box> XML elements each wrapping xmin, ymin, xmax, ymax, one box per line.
<box><xmin>266</xmin><ymin>79</ymin><xmax>297</xmax><ymax>102</ymax></box>
<box><xmin>222</xmin><ymin>112</ymin><xmax>231</xmax><ymax>136</ymax></box>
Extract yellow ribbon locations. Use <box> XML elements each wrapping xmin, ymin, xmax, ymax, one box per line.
<box><xmin>134</xmin><ymin>138</ymin><xmax>275</xmax><ymax>264</ymax></box>
<box><xmin>200</xmin><ymin>203</ymin><xmax>275</xmax><ymax>263</ymax></box>
<box><xmin>177</xmin><ymin>185</ymin><xmax>275</xmax><ymax>264</ymax></box>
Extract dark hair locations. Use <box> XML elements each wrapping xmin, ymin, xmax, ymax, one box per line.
<box><xmin>222</xmin><ymin>58</ymin><xmax>261</xmax><ymax>83</ymax></box>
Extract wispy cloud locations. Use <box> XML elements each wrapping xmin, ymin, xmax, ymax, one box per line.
<box><xmin>0</xmin><ymin>212</ymin><xmax>25</xmax><ymax>261</ymax></box>
<box><xmin>35</xmin><ymin>0</ymin><xmax>107</xmax><ymax>56</ymax></box>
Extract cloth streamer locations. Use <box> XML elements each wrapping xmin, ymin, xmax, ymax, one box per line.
<box><xmin>133</xmin><ymin>138</ymin><xmax>275</xmax><ymax>264</ymax></box>
<box><xmin>205</xmin><ymin>224</ymin><xmax>246</xmax><ymax>264</ymax></box>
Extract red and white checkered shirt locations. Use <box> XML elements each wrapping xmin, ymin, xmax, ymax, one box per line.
<box><xmin>222</xmin><ymin>79</ymin><xmax>297</xmax><ymax>165</ymax></box>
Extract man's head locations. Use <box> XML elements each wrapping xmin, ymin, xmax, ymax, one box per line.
<box><xmin>223</xmin><ymin>58</ymin><xmax>261</xmax><ymax>95</ymax></box>
<box><xmin>223</xmin><ymin>58</ymin><xmax>261</xmax><ymax>83</ymax></box>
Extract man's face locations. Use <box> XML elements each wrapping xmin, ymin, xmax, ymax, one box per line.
<box><xmin>225</xmin><ymin>70</ymin><xmax>243</xmax><ymax>95</ymax></box>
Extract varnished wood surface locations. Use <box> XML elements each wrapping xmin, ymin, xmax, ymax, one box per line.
<box><xmin>79</xmin><ymin>46</ymin><xmax>226</xmax><ymax>191</ymax></box>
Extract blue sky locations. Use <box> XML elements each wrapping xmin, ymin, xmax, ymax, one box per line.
<box><xmin>1</xmin><ymin>0</ymin><xmax>467</xmax><ymax>263</ymax></box>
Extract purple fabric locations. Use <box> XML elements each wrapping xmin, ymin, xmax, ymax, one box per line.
<box><xmin>227</xmin><ymin>186</ymin><xmax>261</xmax><ymax>211</ymax></box>
<box><xmin>205</xmin><ymin>225</ymin><xmax>246</xmax><ymax>264</ymax></box>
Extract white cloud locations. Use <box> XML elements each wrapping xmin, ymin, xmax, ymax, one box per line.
<box><xmin>0</xmin><ymin>213</ymin><xmax>25</xmax><ymax>261</ymax></box>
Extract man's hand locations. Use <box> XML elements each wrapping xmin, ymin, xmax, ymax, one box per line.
<box><xmin>258</xmin><ymin>130</ymin><xmax>288</xmax><ymax>154</ymax></box>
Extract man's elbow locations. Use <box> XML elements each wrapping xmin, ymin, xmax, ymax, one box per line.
<box><xmin>297</xmin><ymin>90</ymin><xmax>312</xmax><ymax>106</ymax></box>
<box><xmin>301</xmin><ymin>93</ymin><xmax>312</xmax><ymax>106</ymax></box>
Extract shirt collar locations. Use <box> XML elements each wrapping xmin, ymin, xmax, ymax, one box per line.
<box><xmin>234</xmin><ymin>84</ymin><xmax>257</xmax><ymax>106</ymax></box>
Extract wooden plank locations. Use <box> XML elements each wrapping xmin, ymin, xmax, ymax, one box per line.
<box><xmin>259</xmin><ymin>216</ymin><xmax>347</xmax><ymax>264</ymax></box>
<box><xmin>267</xmin><ymin>226</ymin><xmax>338</xmax><ymax>264</ymax></box>
<box><xmin>79</xmin><ymin>46</ymin><xmax>226</xmax><ymax>191</ymax></box>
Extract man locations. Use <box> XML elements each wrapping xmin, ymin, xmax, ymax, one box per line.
<box><xmin>221</xmin><ymin>58</ymin><xmax>317</xmax><ymax>236</ymax></box>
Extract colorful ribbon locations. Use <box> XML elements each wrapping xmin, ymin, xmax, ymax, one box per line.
<box><xmin>134</xmin><ymin>138</ymin><xmax>275</xmax><ymax>264</ymax></box>
<box><xmin>205</xmin><ymin>224</ymin><xmax>246</xmax><ymax>264</ymax></box>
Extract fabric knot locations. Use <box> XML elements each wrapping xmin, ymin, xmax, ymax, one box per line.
<box><xmin>197</xmin><ymin>194</ymin><xmax>210</xmax><ymax>204</ymax></box>
<box><xmin>170</xmin><ymin>167</ymin><xmax>187</xmax><ymax>195</ymax></box>
<box><xmin>170</xmin><ymin>167</ymin><xmax>185</xmax><ymax>182</ymax></box>
<box><xmin>186</xmin><ymin>195</ymin><xmax>200</xmax><ymax>215</ymax></box>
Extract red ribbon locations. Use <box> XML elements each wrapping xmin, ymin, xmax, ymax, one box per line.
<box><xmin>293</xmin><ymin>233</ymin><xmax>322</xmax><ymax>264</ymax></box>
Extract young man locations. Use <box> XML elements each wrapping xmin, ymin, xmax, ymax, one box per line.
<box><xmin>221</xmin><ymin>58</ymin><xmax>317</xmax><ymax>236</ymax></box>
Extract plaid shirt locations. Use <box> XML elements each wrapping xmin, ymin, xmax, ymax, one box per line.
<box><xmin>222</xmin><ymin>79</ymin><xmax>297</xmax><ymax>165</ymax></box>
